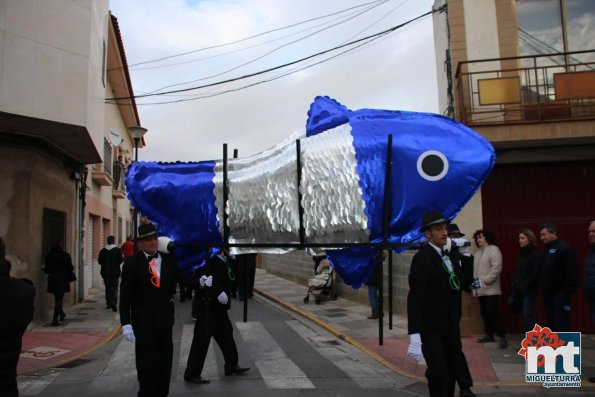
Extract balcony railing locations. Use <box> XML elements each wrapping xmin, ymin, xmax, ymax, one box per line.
<box><xmin>455</xmin><ymin>50</ymin><xmax>595</xmax><ymax>126</ymax></box>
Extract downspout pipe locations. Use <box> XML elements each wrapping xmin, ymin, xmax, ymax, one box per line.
<box><xmin>77</xmin><ymin>166</ymin><xmax>88</xmax><ymax>302</ymax></box>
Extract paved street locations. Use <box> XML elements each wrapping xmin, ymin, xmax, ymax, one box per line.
<box><xmin>16</xmin><ymin>268</ymin><xmax>595</xmax><ymax>396</ymax></box>
<box><xmin>17</xmin><ymin>294</ymin><xmax>417</xmax><ymax>396</ymax></box>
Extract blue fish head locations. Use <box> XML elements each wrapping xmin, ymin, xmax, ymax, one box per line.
<box><xmin>306</xmin><ymin>96</ymin><xmax>495</xmax><ymax>246</ymax></box>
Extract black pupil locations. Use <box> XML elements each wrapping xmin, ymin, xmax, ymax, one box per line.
<box><xmin>422</xmin><ymin>155</ymin><xmax>444</xmax><ymax>177</ymax></box>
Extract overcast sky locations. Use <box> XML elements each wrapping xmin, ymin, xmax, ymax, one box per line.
<box><xmin>109</xmin><ymin>0</ymin><xmax>438</xmax><ymax>162</ymax></box>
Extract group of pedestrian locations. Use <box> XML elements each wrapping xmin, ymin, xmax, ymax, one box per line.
<box><xmin>406</xmin><ymin>211</ymin><xmax>593</xmax><ymax>397</ymax></box>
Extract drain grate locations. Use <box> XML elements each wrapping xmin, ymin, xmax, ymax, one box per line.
<box><xmin>55</xmin><ymin>358</ymin><xmax>92</xmax><ymax>369</ymax></box>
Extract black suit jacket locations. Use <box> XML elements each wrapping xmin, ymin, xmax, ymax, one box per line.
<box><xmin>195</xmin><ymin>254</ymin><xmax>233</xmax><ymax>311</ymax></box>
<box><xmin>120</xmin><ymin>251</ymin><xmax>196</xmax><ymax>331</ymax></box>
<box><xmin>407</xmin><ymin>244</ymin><xmax>473</xmax><ymax>336</ymax></box>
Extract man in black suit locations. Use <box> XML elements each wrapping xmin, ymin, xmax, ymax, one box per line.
<box><xmin>407</xmin><ymin>211</ymin><xmax>474</xmax><ymax>397</ymax></box>
<box><xmin>119</xmin><ymin>223</ymin><xmax>197</xmax><ymax>397</ymax></box>
<box><xmin>184</xmin><ymin>249</ymin><xmax>249</xmax><ymax>384</ymax></box>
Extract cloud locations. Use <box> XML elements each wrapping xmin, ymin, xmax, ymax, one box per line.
<box><xmin>110</xmin><ymin>0</ymin><xmax>437</xmax><ymax>162</ymax></box>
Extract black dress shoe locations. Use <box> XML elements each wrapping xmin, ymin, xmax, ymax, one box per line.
<box><xmin>460</xmin><ymin>387</ymin><xmax>477</xmax><ymax>397</ymax></box>
<box><xmin>498</xmin><ymin>338</ymin><xmax>508</xmax><ymax>349</ymax></box>
<box><xmin>225</xmin><ymin>366</ymin><xmax>250</xmax><ymax>376</ymax></box>
<box><xmin>477</xmin><ymin>335</ymin><xmax>495</xmax><ymax>343</ymax></box>
<box><xmin>184</xmin><ymin>375</ymin><xmax>210</xmax><ymax>384</ymax></box>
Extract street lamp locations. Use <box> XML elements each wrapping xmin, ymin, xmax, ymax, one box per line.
<box><xmin>128</xmin><ymin>125</ymin><xmax>148</xmax><ymax>162</ymax></box>
<box><xmin>127</xmin><ymin>126</ymin><xmax>147</xmax><ymax>243</ymax></box>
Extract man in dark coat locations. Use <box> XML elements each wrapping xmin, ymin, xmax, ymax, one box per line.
<box><xmin>98</xmin><ymin>235</ymin><xmax>123</xmax><ymax>311</ymax></box>
<box><xmin>119</xmin><ymin>223</ymin><xmax>198</xmax><ymax>397</ymax></box>
<box><xmin>407</xmin><ymin>211</ymin><xmax>474</xmax><ymax>397</ymax></box>
<box><xmin>538</xmin><ymin>222</ymin><xmax>580</xmax><ymax>332</ymax></box>
<box><xmin>0</xmin><ymin>239</ymin><xmax>35</xmax><ymax>397</ymax></box>
<box><xmin>44</xmin><ymin>242</ymin><xmax>74</xmax><ymax>326</ymax></box>
<box><xmin>183</xmin><ymin>249</ymin><xmax>249</xmax><ymax>384</ymax></box>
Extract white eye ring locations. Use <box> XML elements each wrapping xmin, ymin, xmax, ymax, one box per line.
<box><xmin>417</xmin><ymin>150</ymin><xmax>448</xmax><ymax>181</ymax></box>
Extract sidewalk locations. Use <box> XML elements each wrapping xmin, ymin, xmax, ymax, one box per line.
<box><xmin>18</xmin><ymin>286</ymin><xmax>121</xmax><ymax>375</ymax></box>
<box><xmin>18</xmin><ymin>269</ymin><xmax>595</xmax><ymax>390</ymax></box>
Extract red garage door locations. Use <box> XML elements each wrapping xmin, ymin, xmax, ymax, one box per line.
<box><xmin>481</xmin><ymin>161</ymin><xmax>595</xmax><ymax>333</ymax></box>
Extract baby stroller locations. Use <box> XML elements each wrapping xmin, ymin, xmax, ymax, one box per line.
<box><xmin>303</xmin><ymin>255</ymin><xmax>337</xmax><ymax>304</ymax></box>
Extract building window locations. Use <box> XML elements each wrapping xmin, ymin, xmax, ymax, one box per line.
<box><xmin>42</xmin><ymin>208</ymin><xmax>66</xmax><ymax>264</ymax></box>
<box><xmin>517</xmin><ymin>0</ymin><xmax>595</xmax><ymax>64</ymax></box>
<box><xmin>103</xmin><ymin>139</ymin><xmax>112</xmax><ymax>175</ymax></box>
<box><xmin>118</xmin><ymin>217</ymin><xmax>123</xmax><ymax>245</ymax></box>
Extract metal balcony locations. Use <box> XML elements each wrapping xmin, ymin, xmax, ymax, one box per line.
<box><xmin>454</xmin><ymin>50</ymin><xmax>595</xmax><ymax>127</ymax></box>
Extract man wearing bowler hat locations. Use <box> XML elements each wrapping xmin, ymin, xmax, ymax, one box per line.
<box><xmin>407</xmin><ymin>211</ymin><xmax>475</xmax><ymax>397</ymax></box>
<box><xmin>119</xmin><ymin>223</ymin><xmax>199</xmax><ymax>397</ymax></box>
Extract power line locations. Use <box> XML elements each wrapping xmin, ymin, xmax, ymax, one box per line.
<box><xmin>124</xmin><ymin>32</ymin><xmax>393</xmax><ymax>105</ymax></box>
<box><xmin>124</xmin><ymin>0</ymin><xmax>389</xmax><ymax>69</ymax></box>
<box><xmin>142</xmin><ymin>0</ymin><xmax>389</xmax><ymax>94</ymax></box>
<box><xmin>106</xmin><ymin>8</ymin><xmax>435</xmax><ymax>102</ymax></box>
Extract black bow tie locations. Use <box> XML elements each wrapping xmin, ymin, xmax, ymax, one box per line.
<box><xmin>441</xmin><ymin>249</ymin><xmax>449</xmax><ymax>257</ymax></box>
<box><xmin>147</xmin><ymin>252</ymin><xmax>159</xmax><ymax>261</ymax></box>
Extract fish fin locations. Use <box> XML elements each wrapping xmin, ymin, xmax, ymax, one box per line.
<box><xmin>306</xmin><ymin>96</ymin><xmax>350</xmax><ymax>137</ymax></box>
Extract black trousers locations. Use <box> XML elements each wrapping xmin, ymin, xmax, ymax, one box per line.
<box><xmin>421</xmin><ymin>334</ymin><xmax>463</xmax><ymax>397</ymax></box>
<box><xmin>478</xmin><ymin>295</ymin><xmax>506</xmax><ymax>338</ymax></box>
<box><xmin>185</xmin><ymin>301</ymin><xmax>238</xmax><ymax>377</ymax></box>
<box><xmin>0</xmin><ymin>336</ymin><xmax>22</xmax><ymax>397</ymax></box>
<box><xmin>103</xmin><ymin>277</ymin><xmax>119</xmax><ymax>309</ymax></box>
<box><xmin>135</xmin><ymin>326</ymin><xmax>173</xmax><ymax>397</ymax></box>
<box><xmin>237</xmin><ymin>262</ymin><xmax>256</xmax><ymax>299</ymax></box>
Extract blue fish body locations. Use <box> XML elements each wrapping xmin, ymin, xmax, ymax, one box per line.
<box><xmin>126</xmin><ymin>96</ymin><xmax>495</xmax><ymax>287</ymax></box>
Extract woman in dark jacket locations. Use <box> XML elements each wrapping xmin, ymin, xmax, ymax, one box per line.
<box><xmin>44</xmin><ymin>241</ymin><xmax>74</xmax><ymax>326</ymax></box>
<box><xmin>513</xmin><ymin>228</ymin><xmax>540</xmax><ymax>332</ymax></box>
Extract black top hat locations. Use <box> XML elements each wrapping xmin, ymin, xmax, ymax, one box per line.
<box><xmin>448</xmin><ymin>223</ymin><xmax>465</xmax><ymax>237</ymax></box>
<box><xmin>420</xmin><ymin>211</ymin><xmax>447</xmax><ymax>232</ymax></box>
<box><xmin>137</xmin><ymin>223</ymin><xmax>158</xmax><ymax>240</ymax></box>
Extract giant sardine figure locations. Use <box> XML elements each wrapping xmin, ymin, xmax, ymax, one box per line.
<box><xmin>126</xmin><ymin>96</ymin><xmax>495</xmax><ymax>287</ymax></box>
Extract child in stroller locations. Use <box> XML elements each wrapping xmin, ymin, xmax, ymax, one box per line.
<box><xmin>303</xmin><ymin>254</ymin><xmax>337</xmax><ymax>304</ymax></box>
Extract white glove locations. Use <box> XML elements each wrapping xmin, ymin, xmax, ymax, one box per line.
<box><xmin>122</xmin><ymin>324</ymin><xmax>135</xmax><ymax>342</ymax></box>
<box><xmin>205</xmin><ymin>275</ymin><xmax>213</xmax><ymax>287</ymax></box>
<box><xmin>407</xmin><ymin>333</ymin><xmax>422</xmax><ymax>362</ymax></box>
<box><xmin>452</xmin><ymin>238</ymin><xmax>471</xmax><ymax>256</ymax></box>
<box><xmin>199</xmin><ymin>275</ymin><xmax>208</xmax><ymax>288</ymax></box>
<box><xmin>217</xmin><ymin>291</ymin><xmax>228</xmax><ymax>305</ymax></box>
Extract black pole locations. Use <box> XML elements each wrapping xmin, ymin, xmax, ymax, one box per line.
<box><xmin>378</xmin><ymin>134</ymin><xmax>393</xmax><ymax>345</ymax></box>
<box><xmin>231</xmin><ymin>149</ymin><xmax>250</xmax><ymax>323</ymax></box>
<box><xmin>296</xmin><ymin>139</ymin><xmax>305</xmax><ymax>244</ymax></box>
<box><xmin>223</xmin><ymin>144</ymin><xmax>229</xmax><ymax>244</ymax></box>
<box><xmin>133</xmin><ymin>138</ymin><xmax>140</xmax><ymax>250</ymax></box>
<box><xmin>377</xmin><ymin>251</ymin><xmax>384</xmax><ymax>345</ymax></box>
<box><xmin>388</xmin><ymin>251</ymin><xmax>393</xmax><ymax>329</ymax></box>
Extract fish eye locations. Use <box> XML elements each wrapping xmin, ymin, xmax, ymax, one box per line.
<box><xmin>416</xmin><ymin>150</ymin><xmax>448</xmax><ymax>181</ymax></box>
